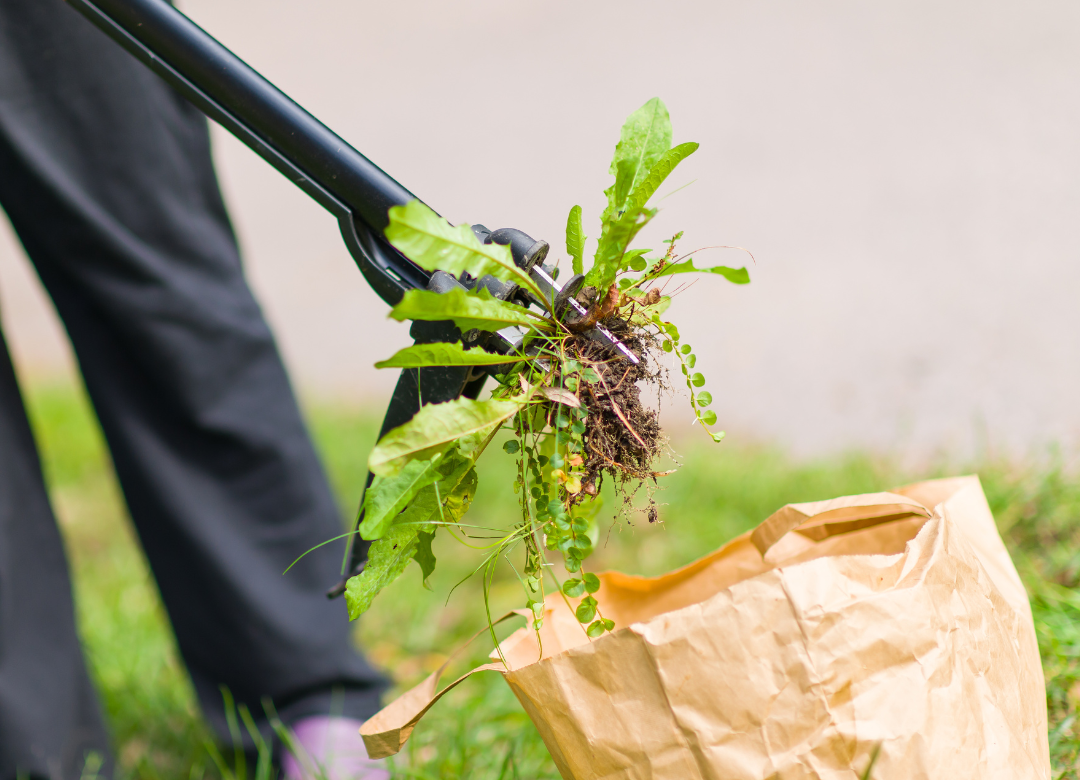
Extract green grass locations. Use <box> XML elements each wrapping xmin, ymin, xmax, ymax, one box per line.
<box><xmin>20</xmin><ymin>380</ymin><xmax>1080</xmax><ymax>779</ymax></box>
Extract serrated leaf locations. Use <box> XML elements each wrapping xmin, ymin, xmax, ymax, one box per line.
<box><xmin>651</xmin><ymin>259</ymin><xmax>750</xmax><ymax>284</ymax></box>
<box><xmin>375</xmin><ymin>341</ymin><xmax>533</xmax><ymax>370</ymax></box>
<box><xmin>359</xmin><ymin>458</ymin><xmax>440</xmax><ymax>540</ymax></box>
<box><xmin>386</xmin><ymin>201</ymin><xmax>540</xmax><ymax>297</ymax></box>
<box><xmin>588</xmin><ymin>144</ymin><xmax>697</xmax><ymax>291</ymax></box>
<box><xmin>391</xmin><ymin>487</ymin><xmax>438</xmax><ymax>528</ymax></box>
<box><xmin>566</xmin><ymin>205</ymin><xmax>586</xmax><ymax>276</ymax></box>
<box><xmin>587</xmin><ymin>206</ymin><xmax>656</xmax><ymax>291</ymax></box>
<box><xmin>389</xmin><ymin>287</ymin><xmax>545</xmax><ymax>332</ymax></box>
<box><xmin>385</xmin><ymin>448</ymin><xmax>475</xmax><ymax>533</ymax></box>
<box><xmin>368</xmin><ymin>397</ymin><xmax>526</xmax><ymax>477</ymax></box>
<box><xmin>413</xmin><ymin>529</ymin><xmax>436</xmax><ymax>589</ymax></box>
<box><xmin>439</xmin><ymin>463</ymin><xmax>478</xmax><ymax>521</ymax></box>
<box><xmin>371</xmin><ymin>454</ymin><xmax>475</xmax><ymax>603</ymax></box>
<box><xmin>345</xmin><ymin>524</ymin><xmax>419</xmax><ymax>620</ymax></box>
<box><xmin>620</xmin><ymin>142</ymin><xmax>699</xmax><ymax>219</ymax></box>
<box><xmin>604</xmin><ymin>98</ymin><xmax>672</xmax><ymax>220</ymax></box>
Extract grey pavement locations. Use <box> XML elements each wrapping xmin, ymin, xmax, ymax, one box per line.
<box><xmin>1</xmin><ymin>0</ymin><xmax>1077</xmax><ymax>458</ymax></box>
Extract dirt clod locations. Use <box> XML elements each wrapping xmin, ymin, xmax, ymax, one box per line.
<box><xmin>562</xmin><ymin>316</ymin><xmax>666</xmax><ymax>510</ymax></box>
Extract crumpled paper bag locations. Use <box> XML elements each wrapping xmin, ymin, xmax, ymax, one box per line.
<box><xmin>361</xmin><ymin>476</ymin><xmax>1050</xmax><ymax>779</ymax></box>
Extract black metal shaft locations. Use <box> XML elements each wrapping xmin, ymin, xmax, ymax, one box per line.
<box><xmin>65</xmin><ymin>0</ymin><xmax>414</xmax><ymax>232</ymax></box>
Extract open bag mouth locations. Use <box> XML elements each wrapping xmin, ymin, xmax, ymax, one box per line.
<box><xmin>494</xmin><ymin>477</ymin><xmax>973</xmax><ymax>671</ymax></box>
<box><xmin>363</xmin><ymin>475</ymin><xmax>1049</xmax><ymax>780</ymax></box>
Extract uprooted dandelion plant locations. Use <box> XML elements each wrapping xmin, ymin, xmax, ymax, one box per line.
<box><xmin>344</xmin><ymin>98</ymin><xmax>749</xmax><ymax>639</ymax></box>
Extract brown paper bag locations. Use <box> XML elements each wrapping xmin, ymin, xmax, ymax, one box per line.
<box><xmin>361</xmin><ymin>476</ymin><xmax>1050</xmax><ymax>779</ymax></box>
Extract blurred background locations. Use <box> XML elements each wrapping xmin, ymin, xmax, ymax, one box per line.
<box><xmin>5</xmin><ymin>3</ymin><xmax>1080</xmax><ymax>776</ymax></box>
<box><xmin>2</xmin><ymin>0</ymin><xmax>1078</xmax><ymax>459</ymax></box>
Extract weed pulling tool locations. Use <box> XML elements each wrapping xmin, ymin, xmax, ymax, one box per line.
<box><xmin>65</xmin><ymin>0</ymin><xmax>640</xmax><ymax>597</ymax></box>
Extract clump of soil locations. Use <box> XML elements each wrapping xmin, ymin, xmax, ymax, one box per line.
<box><xmin>563</xmin><ymin>313</ymin><xmax>667</xmax><ymax>512</ymax></box>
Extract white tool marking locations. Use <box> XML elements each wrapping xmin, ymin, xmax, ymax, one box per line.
<box><xmin>531</xmin><ymin>266</ymin><xmax>640</xmax><ymax>365</ymax></box>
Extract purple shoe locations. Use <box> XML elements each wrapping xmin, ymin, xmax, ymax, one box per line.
<box><xmin>280</xmin><ymin>716</ymin><xmax>390</xmax><ymax>780</ymax></box>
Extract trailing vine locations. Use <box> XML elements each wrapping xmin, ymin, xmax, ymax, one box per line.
<box><xmin>342</xmin><ymin>98</ymin><xmax>749</xmax><ymax>641</ymax></box>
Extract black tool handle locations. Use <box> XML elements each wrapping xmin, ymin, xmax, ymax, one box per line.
<box><xmin>64</xmin><ymin>0</ymin><xmax>432</xmax><ymax>304</ymax></box>
<box><xmin>66</xmin><ymin>0</ymin><xmax>409</xmax><ymax>228</ymax></box>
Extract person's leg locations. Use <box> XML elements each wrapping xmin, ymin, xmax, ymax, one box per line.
<box><xmin>0</xmin><ymin>0</ymin><xmax>385</xmax><ymax>750</ymax></box>
<box><xmin>0</xmin><ymin>327</ymin><xmax>112</xmax><ymax>779</ymax></box>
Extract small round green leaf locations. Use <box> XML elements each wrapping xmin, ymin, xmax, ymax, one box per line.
<box><xmin>662</xmin><ymin>340</ymin><xmax>673</xmax><ymax>353</ymax></box>
<box><xmin>686</xmin><ymin>354</ymin><xmax>697</xmax><ymax>368</ymax></box>
<box><xmin>503</xmin><ymin>440</ymin><xmax>520</xmax><ymax>454</ymax></box>
<box><xmin>602</xmin><ymin>618</ymin><xmax>615</xmax><ymax>631</ymax></box>
<box><xmin>583</xmin><ymin>572</ymin><xmax>601</xmax><ymax>593</ymax></box>
<box><xmin>680</xmin><ymin>343</ymin><xmax>692</xmax><ymax>355</ymax></box>
<box><xmin>691</xmin><ymin>372</ymin><xmax>705</xmax><ymax>387</ymax></box>
<box><xmin>696</xmin><ymin>391</ymin><xmax>713</xmax><ymax>407</ymax></box>
<box><xmin>570</xmin><ymin>536</ymin><xmax>593</xmax><ymax>553</ymax></box>
<box><xmin>586</xmin><ymin>620</ymin><xmax>606</xmax><ymax>638</ymax></box>
<box><xmin>575</xmin><ymin>601</ymin><xmax>597</xmax><ymax>623</ymax></box>
<box><xmin>562</xmin><ymin>578</ymin><xmax>585</xmax><ymax>598</ymax></box>
<box><xmin>701</xmin><ymin>410</ymin><xmax>718</xmax><ymax>426</ymax></box>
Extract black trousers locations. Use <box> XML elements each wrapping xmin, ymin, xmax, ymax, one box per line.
<box><xmin>0</xmin><ymin>2</ymin><xmax>385</xmax><ymax>778</ymax></box>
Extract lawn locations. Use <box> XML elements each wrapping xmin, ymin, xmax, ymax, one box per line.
<box><xmin>22</xmin><ymin>380</ymin><xmax>1080</xmax><ymax>779</ymax></box>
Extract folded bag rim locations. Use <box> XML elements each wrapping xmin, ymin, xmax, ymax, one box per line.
<box><xmin>360</xmin><ymin>476</ymin><xmax>976</xmax><ymax>760</ymax></box>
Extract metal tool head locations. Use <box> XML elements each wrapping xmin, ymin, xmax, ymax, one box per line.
<box><xmin>465</xmin><ymin>223</ymin><xmax>638</xmax><ymax>365</ymax></box>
